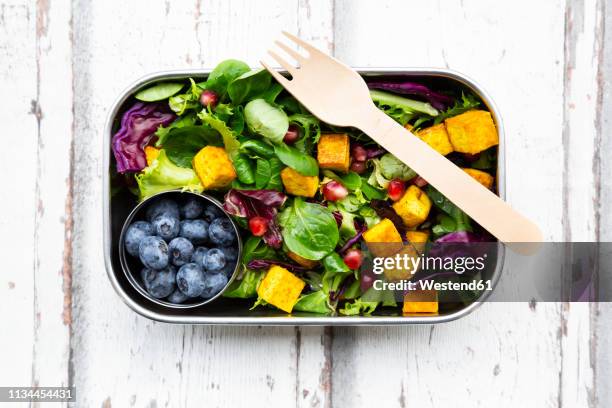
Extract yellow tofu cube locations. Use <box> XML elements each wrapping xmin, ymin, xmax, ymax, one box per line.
<box><xmin>287</xmin><ymin>250</ymin><xmax>319</xmax><ymax>269</ymax></box>
<box><xmin>415</xmin><ymin>123</ymin><xmax>454</xmax><ymax>156</ymax></box>
<box><xmin>463</xmin><ymin>168</ymin><xmax>494</xmax><ymax>189</ymax></box>
<box><xmin>257</xmin><ymin>265</ymin><xmax>306</xmax><ymax>313</ymax></box>
<box><xmin>280</xmin><ymin>167</ymin><xmax>319</xmax><ymax>197</ymax></box>
<box><xmin>384</xmin><ymin>245</ymin><xmax>419</xmax><ymax>282</ymax></box>
<box><xmin>403</xmin><ymin>290</ymin><xmax>439</xmax><ymax>314</ymax></box>
<box><xmin>405</xmin><ymin>230</ymin><xmax>429</xmax><ymax>243</ymax></box>
<box><xmin>192</xmin><ymin>146</ymin><xmax>237</xmax><ymax>190</ymax></box>
<box><xmin>392</xmin><ymin>185</ymin><xmax>432</xmax><ymax>228</ymax></box>
<box><xmin>405</xmin><ymin>230</ymin><xmax>429</xmax><ymax>255</ymax></box>
<box><xmin>317</xmin><ymin>133</ymin><xmax>350</xmax><ymax>173</ymax></box>
<box><xmin>445</xmin><ymin>110</ymin><xmax>498</xmax><ymax>154</ymax></box>
<box><xmin>144</xmin><ymin>146</ymin><xmax>160</xmax><ymax>166</ymax></box>
<box><xmin>363</xmin><ymin>218</ymin><xmax>403</xmax><ymax>257</ymax></box>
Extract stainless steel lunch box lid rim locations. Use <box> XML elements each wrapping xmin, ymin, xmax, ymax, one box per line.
<box><xmin>103</xmin><ymin>67</ymin><xmax>506</xmax><ymax>325</ymax></box>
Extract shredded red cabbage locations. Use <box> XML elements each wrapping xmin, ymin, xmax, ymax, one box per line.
<box><xmin>112</xmin><ymin>102</ymin><xmax>175</xmax><ymax>173</ymax></box>
<box><xmin>338</xmin><ymin>223</ymin><xmax>367</xmax><ymax>255</ymax></box>
<box><xmin>247</xmin><ymin>259</ymin><xmax>307</xmax><ymax>273</ymax></box>
<box><xmin>367</xmin><ymin>81</ymin><xmax>454</xmax><ymax>111</ymax></box>
<box><xmin>366</xmin><ymin>147</ymin><xmax>386</xmax><ymax>159</ymax></box>
<box><xmin>223</xmin><ymin>189</ymin><xmax>287</xmax><ymax>248</ymax></box>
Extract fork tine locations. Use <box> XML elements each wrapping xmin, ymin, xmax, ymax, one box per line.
<box><xmin>260</xmin><ymin>60</ymin><xmax>292</xmax><ymax>88</ymax></box>
<box><xmin>274</xmin><ymin>40</ymin><xmax>306</xmax><ymax>65</ymax></box>
<box><xmin>281</xmin><ymin>31</ymin><xmax>322</xmax><ymax>56</ymax></box>
<box><xmin>267</xmin><ymin>50</ymin><xmax>298</xmax><ymax>76</ymax></box>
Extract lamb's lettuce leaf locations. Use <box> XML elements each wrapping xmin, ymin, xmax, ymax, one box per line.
<box><xmin>244</xmin><ymin>99</ymin><xmax>289</xmax><ymax>144</ymax></box>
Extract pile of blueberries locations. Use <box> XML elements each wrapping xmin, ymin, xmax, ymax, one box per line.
<box><xmin>124</xmin><ymin>195</ymin><xmax>238</xmax><ymax>304</ymax></box>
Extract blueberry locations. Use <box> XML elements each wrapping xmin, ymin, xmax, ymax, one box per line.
<box><xmin>141</xmin><ymin>266</ymin><xmax>176</xmax><ymax>298</ymax></box>
<box><xmin>168</xmin><ymin>237</ymin><xmax>194</xmax><ymax>266</ymax></box>
<box><xmin>146</xmin><ymin>198</ymin><xmax>180</xmax><ymax>221</ymax></box>
<box><xmin>203</xmin><ymin>205</ymin><xmax>224</xmax><ymax>223</ymax></box>
<box><xmin>180</xmin><ymin>197</ymin><xmax>204</xmax><ymax>219</ymax></box>
<box><xmin>167</xmin><ymin>289</ymin><xmax>190</xmax><ymax>304</ymax></box>
<box><xmin>176</xmin><ymin>263</ymin><xmax>206</xmax><ymax>297</ymax></box>
<box><xmin>200</xmin><ymin>273</ymin><xmax>228</xmax><ymax>298</ymax></box>
<box><xmin>179</xmin><ymin>219</ymin><xmax>208</xmax><ymax>244</ymax></box>
<box><xmin>139</xmin><ymin>236</ymin><xmax>169</xmax><ymax>270</ymax></box>
<box><xmin>220</xmin><ymin>261</ymin><xmax>237</xmax><ymax>277</ymax></box>
<box><xmin>220</xmin><ymin>246</ymin><xmax>238</xmax><ymax>262</ymax></box>
<box><xmin>124</xmin><ymin>221</ymin><xmax>153</xmax><ymax>257</ymax></box>
<box><xmin>203</xmin><ymin>248</ymin><xmax>226</xmax><ymax>272</ymax></box>
<box><xmin>208</xmin><ymin>218</ymin><xmax>236</xmax><ymax>246</ymax></box>
<box><xmin>152</xmin><ymin>214</ymin><xmax>180</xmax><ymax>241</ymax></box>
<box><xmin>191</xmin><ymin>246</ymin><xmax>209</xmax><ymax>267</ymax></box>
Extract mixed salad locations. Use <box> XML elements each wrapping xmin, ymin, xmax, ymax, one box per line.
<box><xmin>112</xmin><ymin>59</ymin><xmax>499</xmax><ymax>316</ymax></box>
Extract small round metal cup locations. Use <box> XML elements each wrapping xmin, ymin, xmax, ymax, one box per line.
<box><xmin>118</xmin><ymin>190</ymin><xmax>243</xmax><ymax>309</ymax></box>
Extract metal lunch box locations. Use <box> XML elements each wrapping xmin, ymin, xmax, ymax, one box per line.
<box><xmin>103</xmin><ymin>68</ymin><xmax>506</xmax><ymax>325</ymax></box>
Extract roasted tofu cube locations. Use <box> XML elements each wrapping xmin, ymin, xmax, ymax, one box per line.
<box><xmin>363</xmin><ymin>218</ymin><xmax>403</xmax><ymax>257</ymax></box>
<box><xmin>317</xmin><ymin>133</ymin><xmax>350</xmax><ymax>173</ymax></box>
<box><xmin>403</xmin><ymin>290</ymin><xmax>439</xmax><ymax>314</ymax></box>
<box><xmin>193</xmin><ymin>146</ymin><xmax>237</xmax><ymax>190</ymax></box>
<box><xmin>257</xmin><ymin>265</ymin><xmax>306</xmax><ymax>313</ymax></box>
<box><xmin>144</xmin><ymin>146</ymin><xmax>160</xmax><ymax>166</ymax></box>
<box><xmin>287</xmin><ymin>250</ymin><xmax>319</xmax><ymax>269</ymax></box>
<box><xmin>414</xmin><ymin>123</ymin><xmax>454</xmax><ymax>156</ymax></box>
<box><xmin>463</xmin><ymin>168</ymin><xmax>494</xmax><ymax>189</ymax></box>
<box><xmin>392</xmin><ymin>185</ymin><xmax>432</xmax><ymax>228</ymax></box>
<box><xmin>384</xmin><ymin>245</ymin><xmax>419</xmax><ymax>282</ymax></box>
<box><xmin>445</xmin><ymin>110</ymin><xmax>498</xmax><ymax>154</ymax></box>
<box><xmin>405</xmin><ymin>230</ymin><xmax>429</xmax><ymax>254</ymax></box>
<box><xmin>405</xmin><ymin>230</ymin><xmax>429</xmax><ymax>243</ymax></box>
<box><xmin>281</xmin><ymin>167</ymin><xmax>319</xmax><ymax>197</ymax></box>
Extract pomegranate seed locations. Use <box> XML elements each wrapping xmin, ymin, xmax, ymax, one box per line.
<box><xmin>351</xmin><ymin>144</ymin><xmax>367</xmax><ymax>162</ymax></box>
<box><xmin>343</xmin><ymin>249</ymin><xmax>363</xmax><ymax>270</ymax></box>
<box><xmin>283</xmin><ymin>124</ymin><xmax>301</xmax><ymax>144</ymax></box>
<box><xmin>200</xmin><ymin>90</ymin><xmax>219</xmax><ymax>108</ymax></box>
<box><xmin>349</xmin><ymin>161</ymin><xmax>366</xmax><ymax>174</ymax></box>
<box><xmin>387</xmin><ymin>179</ymin><xmax>406</xmax><ymax>201</ymax></box>
<box><xmin>412</xmin><ymin>176</ymin><xmax>428</xmax><ymax>188</ymax></box>
<box><xmin>360</xmin><ymin>272</ymin><xmax>374</xmax><ymax>291</ymax></box>
<box><xmin>248</xmin><ymin>216</ymin><xmax>268</xmax><ymax>237</ymax></box>
<box><xmin>322</xmin><ymin>180</ymin><xmax>348</xmax><ymax>201</ymax></box>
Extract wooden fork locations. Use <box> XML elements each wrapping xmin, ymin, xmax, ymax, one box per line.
<box><xmin>261</xmin><ymin>32</ymin><xmax>542</xmax><ymax>254</ymax></box>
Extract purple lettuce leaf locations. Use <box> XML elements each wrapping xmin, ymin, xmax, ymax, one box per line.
<box><xmin>367</xmin><ymin>81</ymin><xmax>454</xmax><ymax>111</ymax></box>
<box><xmin>112</xmin><ymin>102</ymin><xmax>176</xmax><ymax>173</ymax></box>
<box><xmin>223</xmin><ymin>189</ymin><xmax>287</xmax><ymax>248</ymax></box>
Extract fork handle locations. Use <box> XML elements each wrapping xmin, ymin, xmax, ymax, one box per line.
<box><xmin>359</xmin><ymin>106</ymin><xmax>542</xmax><ymax>254</ymax></box>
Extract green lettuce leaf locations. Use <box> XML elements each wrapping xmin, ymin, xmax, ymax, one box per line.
<box><xmin>135</xmin><ymin>150</ymin><xmax>202</xmax><ymax>200</ymax></box>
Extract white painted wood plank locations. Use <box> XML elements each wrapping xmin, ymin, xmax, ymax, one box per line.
<box><xmin>30</xmin><ymin>0</ymin><xmax>74</xmax><ymax>396</ymax></box>
<box><xmin>70</xmin><ymin>1</ymin><xmax>333</xmax><ymax>407</ymax></box>
<box><xmin>332</xmin><ymin>0</ymin><xmax>571</xmax><ymax>406</ymax></box>
<box><xmin>0</xmin><ymin>0</ymin><xmax>74</xmax><ymax>403</ymax></box>
<box><xmin>0</xmin><ymin>0</ymin><xmax>38</xmax><ymax>392</ymax></box>
<box><xmin>559</xmin><ymin>1</ymin><xmax>603</xmax><ymax>406</ymax></box>
<box><xmin>596</xmin><ymin>1</ymin><xmax>612</xmax><ymax>405</ymax></box>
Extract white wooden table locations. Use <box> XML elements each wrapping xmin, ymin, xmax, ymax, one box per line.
<box><xmin>1</xmin><ymin>0</ymin><xmax>610</xmax><ymax>406</ymax></box>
